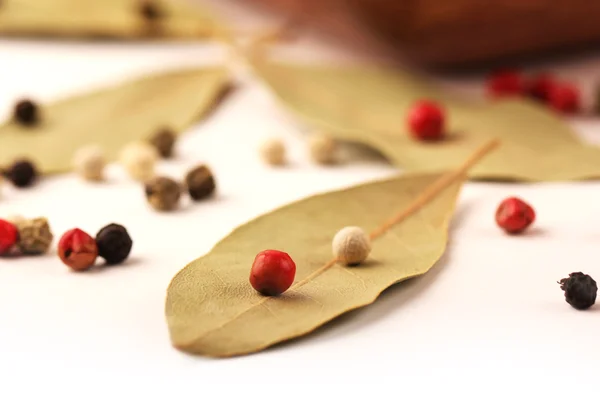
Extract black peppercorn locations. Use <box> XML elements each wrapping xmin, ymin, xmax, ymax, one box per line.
<box><xmin>4</xmin><ymin>159</ymin><xmax>38</xmax><ymax>188</ymax></box>
<box><xmin>139</xmin><ymin>0</ymin><xmax>163</xmax><ymax>20</ymax></box>
<box><xmin>149</xmin><ymin>128</ymin><xmax>176</xmax><ymax>158</ymax></box>
<box><xmin>185</xmin><ymin>165</ymin><xmax>216</xmax><ymax>201</ymax></box>
<box><xmin>559</xmin><ymin>272</ymin><xmax>597</xmax><ymax>310</ymax></box>
<box><xmin>13</xmin><ymin>99</ymin><xmax>39</xmax><ymax>126</ymax></box>
<box><xmin>95</xmin><ymin>224</ymin><xmax>133</xmax><ymax>265</ymax></box>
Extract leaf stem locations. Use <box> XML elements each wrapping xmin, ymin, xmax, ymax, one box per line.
<box><xmin>291</xmin><ymin>139</ymin><xmax>500</xmax><ymax>291</ymax></box>
<box><xmin>370</xmin><ymin>139</ymin><xmax>500</xmax><ymax>240</ymax></box>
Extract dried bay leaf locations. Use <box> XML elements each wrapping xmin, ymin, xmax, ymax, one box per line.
<box><xmin>166</xmin><ymin>141</ymin><xmax>498</xmax><ymax>357</ymax></box>
<box><xmin>0</xmin><ymin>67</ymin><xmax>230</xmax><ymax>173</ymax></box>
<box><xmin>0</xmin><ymin>0</ymin><xmax>219</xmax><ymax>40</ymax></box>
<box><xmin>254</xmin><ymin>61</ymin><xmax>600</xmax><ymax>182</ymax></box>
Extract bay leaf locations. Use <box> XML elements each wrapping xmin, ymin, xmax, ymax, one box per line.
<box><xmin>0</xmin><ymin>67</ymin><xmax>230</xmax><ymax>173</ymax></box>
<box><xmin>254</xmin><ymin>61</ymin><xmax>600</xmax><ymax>182</ymax></box>
<box><xmin>0</xmin><ymin>0</ymin><xmax>219</xmax><ymax>40</ymax></box>
<box><xmin>165</xmin><ymin>141</ymin><xmax>497</xmax><ymax>357</ymax></box>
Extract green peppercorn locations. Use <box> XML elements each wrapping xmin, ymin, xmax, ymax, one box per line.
<box><xmin>185</xmin><ymin>165</ymin><xmax>216</xmax><ymax>201</ymax></box>
<box><xmin>559</xmin><ymin>272</ymin><xmax>598</xmax><ymax>310</ymax></box>
<box><xmin>15</xmin><ymin>217</ymin><xmax>53</xmax><ymax>255</ymax></box>
<box><xmin>95</xmin><ymin>223</ymin><xmax>133</xmax><ymax>265</ymax></box>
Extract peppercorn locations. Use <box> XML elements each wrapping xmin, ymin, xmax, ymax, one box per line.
<box><xmin>0</xmin><ymin>219</ymin><xmax>19</xmax><ymax>256</ymax></box>
<box><xmin>145</xmin><ymin>176</ymin><xmax>181</xmax><ymax>211</ymax></box>
<box><xmin>259</xmin><ymin>137</ymin><xmax>286</xmax><ymax>166</ymax></box>
<box><xmin>495</xmin><ymin>197</ymin><xmax>535</xmax><ymax>234</ymax></box>
<box><xmin>527</xmin><ymin>73</ymin><xmax>556</xmax><ymax>103</ymax></box>
<box><xmin>407</xmin><ymin>100</ymin><xmax>446</xmax><ymax>141</ymax></box>
<box><xmin>486</xmin><ymin>69</ymin><xmax>524</xmax><ymax>98</ymax></box>
<box><xmin>148</xmin><ymin>128</ymin><xmax>176</xmax><ymax>158</ymax></box>
<box><xmin>250</xmin><ymin>250</ymin><xmax>296</xmax><ymax>296</ymax></box>
<box><xmin>72</xmin><ymin>145</ymin><xmax>106</xmax><ymax>182</ymax></box>
<box><xmin>559</xmin><ymin>272</ymin><xmax>597</xmax><ymax>310</ymax></box>
<box><xmin>308</xmin><ymin>133</ymin><xmax>338</xmax><ymax>165</ymax></box>
<box><xmin>185</xmin><ymin>165</ymin><xmax>216</xmax><ymax>201</ymax></box>
<box><xmin>15</xmin><ymin>217</ymin><xmax>53</xmax><ymax>255</ymax></box>
<box><xmin>332</xmin><ymin>226</ymin><xmax>371</xmax><ymax>266</ymax></box>
<box><xmin>4</xmin><ymin>159</ymin><xmax>38</xmax><ymax>188</ymax></box>
<box><xmin>139</xmin><ymin>0</ymin><xmax>163</xmax><ymax>20</ymax></box>
<box><xmin>549</xmin><ymin>83</ymin><xmax>580</xmax><ymax>114</ymax></box>
<box><xmin>120</xmin><ymin>141</ymin><xmax>158</xmax><ymax>181</ymax></box>
<box><xmin>95</xmin><ymin>223</ymin><xmax>133</xmax><ymax>265</ymax></box>
<box><xmin>58</xmin><ymin>228</ymin><xmax>98</xmax><ymax>272</ymax></box>
<box><xmin>13</xmin><ymin>99</ymin><xmax>39</xmax><ymax>126</ymax></box>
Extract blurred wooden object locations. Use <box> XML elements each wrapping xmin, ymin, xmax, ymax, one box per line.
<box><xmin>239</xmin><ymin>0</ymin><xmax>600</xmax><ymax>67</ymax></box>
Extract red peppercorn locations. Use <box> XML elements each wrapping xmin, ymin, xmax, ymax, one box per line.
<box><xmin>495</xmin><ymin>197</ymin><xmax>536</xmax><ymax>234</ymax></box>
<box><xmin>407</xmin><ymin>100</ymin><xmax>446</xmax><ymax>141</ymax></box>
<box><xmin>548</xmin><ymin>83</ymin><xmax>580</xmax><ymax>114</ymax></box>
<box><xmin>57</xmin><ymin>228</ymin><xmax>98</xmax><ymax>271</ymax></box>
<box><xmin>250</xmin><ymin>250</ymin><xmax>296</xmax><ymax>296</ymax></box>
<box><xmin>486</xmin><ymin>69</ymin><xmax>524</xmax><ymax>98</ymax></box>
<box><xmin>0</xmin><ymin>219</ymin><xmax>19</xmax><ymax>255</ymax></box>
<box><xmin>527</xmin><ymin>73</ymin><xmax>556</xmax><ymax>103</ymax></box>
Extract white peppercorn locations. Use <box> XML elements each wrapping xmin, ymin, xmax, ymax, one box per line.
<box><xmin>72</xmin><ymin>145</ymin><xmax>106</xmax><ymax>181</ymax></box>
<box><xmin>259</xmin><ymin>137</ymin><xmax>286</xmax><ymax>166</ymax></box>
<box><xmin>120</xmin><ymin>141</ymin><xmax>158</xmax><ymax>181</ymax></box>
<box><xmin>308</xmin><ymin>133</ymin><xmax>338</xmax><ymax>165</ymax></box>
<box><xmin>332</xmin><ymin>226</ymin><xmax>371</xmax><ymax>265</ymax></box>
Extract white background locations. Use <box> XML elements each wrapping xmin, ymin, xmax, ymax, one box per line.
<box><xmin>1</xmin><ymin>1</ymin><xmax>600</xmax><ymax>397</ymax></box>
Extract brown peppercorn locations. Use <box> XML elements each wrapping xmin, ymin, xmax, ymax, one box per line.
<box><xmin>185</xmin><ymin>165</ymin><xmax>216</xmax><ymax>201</ymax></box>
<box><xmin>139</xmin><ymin>0</ymin><xmax>163</xmax><ymax>20</ymax></box>
<box><xmin>145</xmin><ymin>176</ymin><xmax>181</xmax><ymax>211</ymax></box>
<box><xmin>15</xmin><ymin>217</ymin><xmax>53</xmax><ymax>255</ymax></box>
<box><xmin>13</xmin><ymin>99</ymin><xmax>39</xmax><ymax>126</ymax></box>
<box><xmin>149</xmin><ymin>128</ymin><xmax>176</xmax><ymax>158</ymax></box>
<box><xmin>4</xmin><ymin>159</ymin><xmax>38</xmax><ymax>188</ymax></box>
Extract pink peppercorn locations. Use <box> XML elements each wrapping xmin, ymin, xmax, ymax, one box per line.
<box><xmin>0</xmin><ymin>219</ymin><xmax>19</xmax><ymax>255</ymax></box>
<box><xmin>250</xmin><ymin>250</ymin><xmax>296</xmax><ymax>296</ymax></box>
<box><xmin>548</xmin><ymin>83</ymin><xmax>580</xmax><ymax>114</ymax></box>
<box><xmin>58</xmin><ymin>228</ymin><xmax>98</xmax><ymax>271</ymax></box>
<box><xmin>486</xmin><ymin>69</ymin><xmax>524</xmax><ymax>98</ymax></box>
<box><xmin>495</xmin><ymin>197</ymin><xmax>536</xmax><ymax>234</ymax></box>
<box><xmin>407</xmin><ymin>100</ymin><xmax>446</xmax><ymax>141</ymax></box>
<box><xmin>527</xmin><ymin>73</ymin><xmax>557</xmax><ymax>103</ymax></box>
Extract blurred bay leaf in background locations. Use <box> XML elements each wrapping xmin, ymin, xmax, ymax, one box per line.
<box><xmin>0</xmin><ymin>0</ymin><xmax>220</xmax><ymax>39</ymax></box>
<box><xmin>255</xmin><ymin>61</ymin><xmax>600</xmax><ymax>182</ymax></box>
<box><xmin>0</xmin><ymin>67</ymin><xmax>231</xmax><ymax>173</ymax></box>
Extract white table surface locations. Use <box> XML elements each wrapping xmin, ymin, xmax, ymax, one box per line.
<box><xmin>1</xmin><ymin>2</ymin><xmax>600</xmax><ymax>398</ymax></box>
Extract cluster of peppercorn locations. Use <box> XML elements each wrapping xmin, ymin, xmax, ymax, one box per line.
<box><xmin>260</xmin><ymin>132</ymin><xmax>339</xmax><ymax>167</ymax></box>
<box><xmin>495</xmin><ymin>196</ymin><xmax>596</xmax><ymax>310</ymax></box>
<box><xmin>58</xmin><ymin>224</ymin><xmax>133</xmax><ymax>272</ymax></box>
<box><xmin>250</xmin><ymin>226</ymin><xmax>372</xmax><ymax>296</ymax></box>
<box><xmin>0</xmin><ymin>216</ymin><xmax>53</xmax><ymax>257</ymax></box>
<box><xmin>487</xmin><ymin>70</ymin><xmax>580</xmax><ymax>114</ymax></box>
<box><xmin>402</xmin><ymin>70</ymin><xmax>585</xmax><ymax>143</ymax></box>
<box><xmin>249</xmin><ymin>197</ymin><xmax>596</xmax><ymax>312</ymax></box>
<box><xmin>144</xmin><ymin>164</ymin><xmax>216</xmax><ymax>212</ymax></box>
